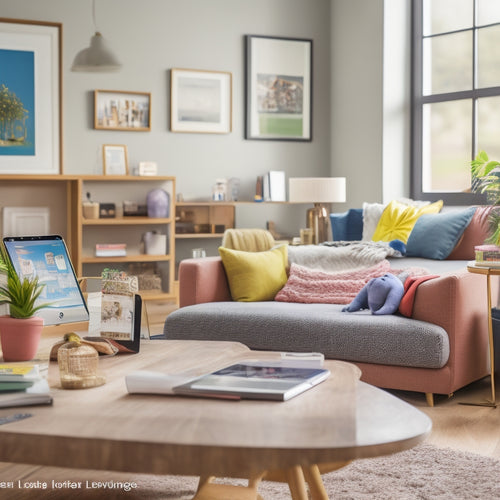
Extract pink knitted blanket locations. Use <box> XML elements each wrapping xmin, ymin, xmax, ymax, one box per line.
<box><xmin>275</xmin><ymin>260</ymin><xmax>393</xmax><ymax>305</ymax></box>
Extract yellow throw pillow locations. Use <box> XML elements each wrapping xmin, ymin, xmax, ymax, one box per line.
<box><xmin>371</xmin><ymin>199</ymin><xmax>443</xmax><ymax>243</ymax></box>
<box><xmin>218</xmin><ymin>245</ymin><xmax>288</xmax><ymax>302</ymax></box>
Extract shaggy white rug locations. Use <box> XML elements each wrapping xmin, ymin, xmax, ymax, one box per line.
<box><xmin>3</xmin><ymin>443</ymin><xmax>500</xmax><ymax>499</ymax></box>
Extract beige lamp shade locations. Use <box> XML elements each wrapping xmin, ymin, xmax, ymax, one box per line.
<box><xmin>288</xmin><ymin>177</ymin><xmax>346</xmax><ymax>203</ymax></box>
<box><xmin>289</xmin><ymin>177</ymin><xmax>347</xmax><ymax>244</ymax></box>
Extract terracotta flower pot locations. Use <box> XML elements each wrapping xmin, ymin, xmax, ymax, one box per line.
<box><xmin>0</xmin><ymin>315</ymin><xmax>44</xmax><ymax>362</ymax></box>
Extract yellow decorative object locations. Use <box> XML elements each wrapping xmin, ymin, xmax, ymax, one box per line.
<box><xmin>57</xmin><ymin>337</ymin><xmax>106</xmax><ymax>390</ymax></box>
<box><xmin>372</xmin><ymin>199</ymin><xmax>443</xmax><ymax>243</ymax></box>
<box><xmin>218</xmin><ymin>245</ymin><xmax>288</xmax><ymax>302</ymax></box>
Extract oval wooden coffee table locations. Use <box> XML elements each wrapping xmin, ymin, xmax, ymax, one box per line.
<box><xmin>0</xmin><ymin>340</ymin><xmax>432</xmax><ymax>500</ymax></box>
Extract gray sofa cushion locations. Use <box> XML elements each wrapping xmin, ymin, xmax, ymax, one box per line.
<box><xmin>164</xmin><ymin>302</ymin><xmax>449</xmax><ymax>369</ymax></box>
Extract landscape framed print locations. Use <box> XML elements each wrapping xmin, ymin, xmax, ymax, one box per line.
<box><xmin>245</xmin><ymin>35</ymin><xmax>312</xmax><ymax>142</ymax></box>
<box><xmin>0</xmin><ymin>18</ymin><xmax>62</xmax><ymax>174</ymax></box>
<box><xmin>170</xmin><ymin>68</ymin><xmax>232</xmax><ymax>134</ymax></box>
<box><xmin>94</xmin><ymin>90</ymin><xmax>151</xmax><ymax>131</ymax></box>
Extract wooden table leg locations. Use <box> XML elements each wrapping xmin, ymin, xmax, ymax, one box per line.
<box><xmin>302</xmin><ymin>464</ymin><xmax>329</xmax><ymax>500</ymax></box>
<box><xmin>285</xmin><ymin>465</ymin><xmax>309</xmax><ymax>500</ymax></box>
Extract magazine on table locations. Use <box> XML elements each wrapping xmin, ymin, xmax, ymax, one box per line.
<box><xmin>126</xmin><ymin>361</ymin><xmax>330</xmax><ymax>402</ymax></box>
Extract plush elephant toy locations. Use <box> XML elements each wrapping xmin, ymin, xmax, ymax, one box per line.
<box><xmin>342</xmin><ymin>273</ymin><xmax>405</xmax><ymax>315</ymax></box>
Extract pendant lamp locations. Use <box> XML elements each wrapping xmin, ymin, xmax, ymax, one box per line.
<box><xmin>71</xmin><ymin>0</ymin><xmax>121</xmax><ymax>72</ymax></box>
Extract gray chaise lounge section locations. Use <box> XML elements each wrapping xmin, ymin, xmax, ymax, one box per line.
<box><xmin>165</xmin><ymin>301</ymin><xmax>449</xmax><ymax>369</ymax></box>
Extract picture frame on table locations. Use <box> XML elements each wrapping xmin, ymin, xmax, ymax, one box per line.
<box><xmin>170</xmin><ymin>68</ymin><xmax>232</xmax><ymax>134</ymax></box>
<box><xmin>94</xmin><ymin>90</ymin><xmax>151</xmax><ymax>131</ymax></box>
<box><xmin>103</xmin><ymin>144</ymin><xmax>129</xmax><ymax>175</ymax></box>
<box><xmin>0</xmin><ymin>18</ymin><xmax>62</xmax><ymax>174</ymax></box>
<box><xmin>245</xmin><ymin>35</ymin><xmax>312</xmax><ymax>142</ymax></box>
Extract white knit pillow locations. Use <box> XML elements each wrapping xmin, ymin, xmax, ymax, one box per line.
<box><xmin>362</xmin><ymin>202</ymin><xmax>386</xmax><ymax>241</ymax></box>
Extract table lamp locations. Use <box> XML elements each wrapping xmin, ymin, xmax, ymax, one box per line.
<box><xmin>289</xmin><ymin>177</ymin><xmax>346</xmax><ymax>244</ymax></box>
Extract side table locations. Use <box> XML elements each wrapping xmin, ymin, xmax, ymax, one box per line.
<box><xmin>466</xmin><ymin>263</ymin><xmax>498</xmax><ymax>407</ymax></box>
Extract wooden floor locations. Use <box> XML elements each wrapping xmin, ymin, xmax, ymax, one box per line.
<box><xmin>393</xmin><ymin>377</ymin><xmax>500</xmax><ymax>460</ymax></box>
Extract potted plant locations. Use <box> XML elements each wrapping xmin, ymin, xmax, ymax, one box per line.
<box><xmin>471</xmin><ymin>150</ymin><xmax>500</xmax><ymax>246</ymax></box>
<box><xmin>0</xmin><ymin>244</ymin><xmax>48</xmax><ymax>361</ymax></box>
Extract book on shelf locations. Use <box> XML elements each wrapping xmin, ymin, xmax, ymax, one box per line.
<box><xmin>126</xmin><ymin>359</ymin><xmax>330</xmax><ymax>402</ymax></box>
<box><xmin>262</xmin><ymin>171</ymin><xmax>287</xmax><ymax>202</ymax></box>
<box><xmin>268</xmin><ymin>170</ymin><xmax>286</xmax><ymax>202</ymax></box>
<box><xmin>95</xmin><ymin>243</ymin><xmax>127</xmax><ymax>257</ymax></box>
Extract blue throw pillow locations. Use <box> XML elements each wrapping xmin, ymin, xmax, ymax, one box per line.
<box><xmin>330</xmin><ymin>208</ymin><xmax>363</xmax><ymax>241</ymax></box>
<box><xmin>406</xmin><ymin>207</ymin><xmax>476</xmax><ymax>260</ymax></box>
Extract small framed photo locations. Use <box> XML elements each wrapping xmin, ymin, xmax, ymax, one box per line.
<box><xmin>170</xmin><ymin>68</ymin><xmax>232</xmax><ymax>134</ymax></box>
<box><xmin>102</xmin><ymin>144</ymin><xmax>128</xmax><ymax>175</ymax></box>
<box><xmin>245</xmin><ymin>35</ymin><xmax>312</xmax><ymax>141</ymax></box>
<box><xmin>94</xmin><ymin>90</ymin><xmax>151</xmax><ymax>131</ymax></box>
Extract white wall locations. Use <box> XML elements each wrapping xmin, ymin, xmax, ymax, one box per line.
<box><xmin>382</xmin><ymin>0</ymin><xmax>411</xmax><ymax>203</ymax></box>
<box><xmin>0</xmin><ymin>0</ymin><xmax>332</xmax><ymax>240</ymax></box>
<box><xmin>330</xmin><ymin>0</ymin><xmax>411</xmax><ymax>209</ymax></box>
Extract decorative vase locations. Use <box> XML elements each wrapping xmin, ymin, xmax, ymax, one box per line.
<box><xmin>147</xmin><ymin>189</ymin><xmax>170</xmax><ymax>218</ymax></box>
<box><xmin>0</xmin><ymin>315</ymin><xmax>44</xmax><ymax>362</ymax></box>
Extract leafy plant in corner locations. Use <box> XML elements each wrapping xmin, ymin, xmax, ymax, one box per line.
<box><xmin>471</xmin><ymin>150</ymin><xmax>500</xmax><ymax>246</ymax></box>
<box><xmin>0</xmin><ymin>244</ymin><xmax>47</xmax><ymax>319</ymax></box>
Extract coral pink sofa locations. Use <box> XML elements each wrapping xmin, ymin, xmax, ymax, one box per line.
<box><xmin>164</xmin><ymin>207</ymin><xmax>496</xmax><ymax>405</ymax></box>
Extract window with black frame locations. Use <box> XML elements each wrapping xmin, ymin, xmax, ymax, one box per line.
<box><xmin>412</xmin><ymin>0</ymin><xmax>500</xmax><ymax>205</ymax></box>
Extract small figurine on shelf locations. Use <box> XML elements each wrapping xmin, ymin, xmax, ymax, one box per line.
<box><xmin>147</xmin><ymin>188</ymin><xmax>170</xmax><ymax>218</ymax></box>
<box><xmin>212</xmin><ymin>179</ymin><xmax>227</xmax><ymax>201</ymax></box>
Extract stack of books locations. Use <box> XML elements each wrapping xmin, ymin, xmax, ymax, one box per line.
<box><xmin>474</xmin><ymin>245</ymin><xmax>500</xmax><ymax>267</ymax></box>
<box><xmin>95</xmin><ymin>243</ymin><xmax>127</xmax><ymax>257</ymax></box>
<box><xmin>0</xmin><ymin>364</ymin><xmax>53</xmax><ymax>408</ymax></box>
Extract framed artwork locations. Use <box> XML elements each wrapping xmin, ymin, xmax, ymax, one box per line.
<box><xmin>102</xmin><ymin>144</ymin><xmax>129</xmax><ymax>175</ymax></box>
<box><xmin>0</xmin><ymin>18</ymin><xmax>62</xmax><ymax>174</ymax></box>
<box><xmin>94</xmin><ymin>90</ymin><xmax>151</xmax><ymax>131</ymax></box>
<box><xmin>245</xmin><ymin>35</ymin><xmax>312</xmax><ymax>142</ymax></box>
<box><xmin>170</xmin><ymin>68</ymin><xmax>232</xmax><ymax>134</ymax></box>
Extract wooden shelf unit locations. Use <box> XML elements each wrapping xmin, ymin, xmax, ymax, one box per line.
<box><xmin>0</xmin><ymin>174</ymin><xmax>176</xmax><ymax>303</ymax></box>
<box><xmin>175</xmin><ymin>201</ymin><xmax>234</xmax><ymax>239</ymax></box>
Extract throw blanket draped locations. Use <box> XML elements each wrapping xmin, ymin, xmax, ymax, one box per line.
<box><xmin>275</xmin><ymin>261</ymin><xmax>392</xmax><ymax>305</ymax></box>
<box><xmin>287</xmin><ymin>241</ymin><xmax>402</xmax><ymax>272</ymax></box>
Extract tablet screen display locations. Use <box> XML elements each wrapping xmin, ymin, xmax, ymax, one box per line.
<box><xmin>3</xmin><ymin>235</ymin><xmax>89</xmax><ymax>326</ymax></box>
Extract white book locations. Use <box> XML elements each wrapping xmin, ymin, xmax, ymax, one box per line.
<box><xmin>268</xmin><ymin>170</ymin><xmax>286</xmax><ymax>201</ymax></box>
<box><xmin>95</xmin><ymin>249</ymin><xmax>127</xmax><ymax>257</ymax></box>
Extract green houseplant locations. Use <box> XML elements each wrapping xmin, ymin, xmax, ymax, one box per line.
<box><xmin>0</xmin><ymin>244</ymin><xmax>48</xmax><ymax>361</ymax></box>
<box><xmin>471</xmin><ymin>150</ymin><xmax>500</xmax><ymax>246</ymax></box>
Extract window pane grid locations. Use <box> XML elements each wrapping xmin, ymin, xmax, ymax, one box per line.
<box><xmin>412</xmin><ymin>0</ymin><xmax>500</xmax><ymax>203</ymax></box>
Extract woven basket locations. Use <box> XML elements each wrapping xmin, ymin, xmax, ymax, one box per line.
<box><xmin>57</xmin><ymin>342</ymin><xmax>106</xmax><ymax>389</ymax></box>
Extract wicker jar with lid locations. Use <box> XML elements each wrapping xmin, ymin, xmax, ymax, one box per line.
<box><xmin>57</xmin><ymin>334</ymin><xmax>106</xmax><ymax>389</ymax></box>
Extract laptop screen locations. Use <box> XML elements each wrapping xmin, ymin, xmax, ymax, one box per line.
<box><xmin>3</xmin><ymin>235</ymin><xmax>89</xmax><ymax>326</ymax></box>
